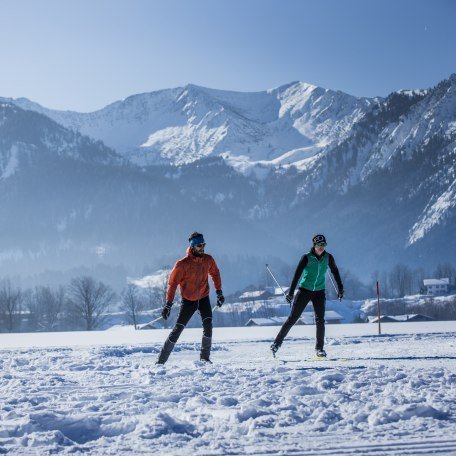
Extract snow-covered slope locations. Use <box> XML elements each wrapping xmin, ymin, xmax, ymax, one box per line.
<box><xmin>0</xmin><ymin>323</ymin><xmax>455</xmax><ymax>454</ymax></box>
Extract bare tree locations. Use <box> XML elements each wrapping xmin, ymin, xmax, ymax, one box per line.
<box><xmin>0</xmin><ymin>279</ymin><xmax>22</xmax><ymax>332</ymax></box>
<box><xmin>389</xmin><ymin>264</ymin><xmax>413</xmax><ymax>297</ymax></box>
<box><xmin>158</xmin><ymin>266</ymin><xmax>171</xmax><ymax>307</ymax></box>
<box><xmin>370</xmin><ymin>270</ymin><xmax>380</xmax><ymax>297</ymax></box>
<box><xmin>67</xmin><ymin>276</ymin><xmax>116</xmax><ymax>330</ymax></box>
<box><xmin>143</xmin><ymin>283</ymin><xmax>156</xmax><ymax>311</ymax></box>
<box><xmin>34</xmin><ymin>285</ymin><xmax>66</xmax><ymax>331</ymax></box>
<box><xmin>21</xmin><ymin>288</ymin><xmax>36</xmax><ymax>331</ymax></box>
<box><xmin>121</xmin><ymin>284</ymin><xmax>144</xmax><ymax>329</ymax></box>
<box><xmin>434</xmin><ymin>262</ymin><xmax>456</xmax><ymax>284</ymax></box>
<box><xmin>152</xmin><ymin>266</ymin><xmax>171</xmax><ymax>328</ymax></box>
<box><xmin>413</xmin><ymin>267</ymin><xmax>427</xmax><ymax>294</ymax></box>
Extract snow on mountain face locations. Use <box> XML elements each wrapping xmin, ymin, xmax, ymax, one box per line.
<box><xmin>286</xmin><ymin>75</ymin><xmax>456</xmax><ymax>253</ymax></box>
<box><xmin>407</xmin><ymin>179</ymin><xmax>456</xmax><ymax>246</ymax></box>
<box><xmin>0</xmin><ymin>103</ymin><xmax>121</xmax><ymax>179</ymax></box>
<box><xmin>276</xmin><ymin>82</ymin><xmax>375</xmax><ymax>146</ymax></box>
<box><xmin>3</xmin><ymin>82</ymin><xmax>374</xmax><ymax>171</ymax></box>
<box><xmin>1</xmin><ymin>75</ymin><xmax>455</xmax><ymax>280</ymax></box>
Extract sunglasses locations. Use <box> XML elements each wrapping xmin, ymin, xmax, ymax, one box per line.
<box><xmin>316</xmin><ymin>243</ymin><xmax>327</xmax><ymax>247</ymax></box>
<box><xmin>195</xmin><ymin>243</ymin><xmax>206</xmax><ymax>248</ymax></box>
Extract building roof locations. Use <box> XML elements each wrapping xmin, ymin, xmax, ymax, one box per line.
<box><xmin>368</xmin><ymin>315</ymin><xmax>398</xmax><ymax>323</ymax></box>
<box><xmin>245</xmin><ymin>318</ymin><xmax>278</xmax><ymax>326</ymax></box>
<box><xmin>239</xmin><ymin>290</ymin><xmax>271</xmax><ymax>299</ymax></box>
<box><xmin>299</xmin><ymin>310</ymin><xmax>343</xmax><ymax>324</ymax></box>
<box><xmin>265</xmin><ymin>286</ymin><xmax>290</xmax><ymax>296</ymax></box>
<box><xmin>270</xmin><ymin>316</ymin><xmax>288</xmax><ymax>324</ymax></box>
<box><xmin>423</xmin><ymin>278</ymin><xmax>449</xmax><ymax>286</ymax></box>
<box><xmin>368</xmin><ymin>314</ymin><xmax>434</xmax><ymax>323</ymax></box>
<box><xmin>245</xmin><ymin>316</ymin><xmax>302</xmax><ymax>326</ymax></box>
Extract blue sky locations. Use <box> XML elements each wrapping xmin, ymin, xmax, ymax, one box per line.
<box><xmin>0</xmin><ymin>0</ymin><xmax>454</xmax><ymax>111</ymax></box>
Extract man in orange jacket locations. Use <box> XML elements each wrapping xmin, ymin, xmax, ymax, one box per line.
<box><xmin>156</xmin><ymin>232</ymin><xmax>224</xmax><ymax>364</ymax></box>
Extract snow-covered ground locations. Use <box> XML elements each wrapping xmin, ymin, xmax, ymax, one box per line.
<box><xmin>1</xmin><ymin>321</ymin><xmax>456</xmax><ymax>455</ymax></box>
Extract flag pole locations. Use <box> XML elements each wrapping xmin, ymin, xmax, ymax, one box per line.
<box><xmin>376</xmin><ymin>280</ymin><xmax>381</xmax><ymax>335</ymax></box>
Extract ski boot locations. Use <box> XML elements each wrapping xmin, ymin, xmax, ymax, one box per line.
<box><xmin>315</xmin><ymin>349</ymin><xmax>327</xmax><ymax>358</ymax></box>
<box><xmin>200</xmin><ymin>356</ymin><xmax>213</xmax><ymax>364</ymax></box>
<box><xmin>270</xmin><ymin>342</ymin><xmax>280</xmax><ymax>357</ymax></box>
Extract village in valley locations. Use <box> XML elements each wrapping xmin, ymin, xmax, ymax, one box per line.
<box><xmin>115</xmin><ymin>272</ymin><xmax>456</xmax><ymax>332</ymax></box>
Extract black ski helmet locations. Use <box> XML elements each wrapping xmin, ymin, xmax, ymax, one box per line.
<box><xmin>312</xmin><ymin>234</ymin><xmax>327</xmax><ymax>245</ymax></box>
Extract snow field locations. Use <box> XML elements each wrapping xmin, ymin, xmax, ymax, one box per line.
<box><xmin>0</xmin><ymin>323</ymin><xmax>456</xmax><ymax>454</ymax></box>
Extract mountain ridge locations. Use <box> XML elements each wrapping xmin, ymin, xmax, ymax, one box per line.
<box><xmin>0</xmin><ymin>75</ymin><xmax>455</xmax><ymax>290</ymax></box>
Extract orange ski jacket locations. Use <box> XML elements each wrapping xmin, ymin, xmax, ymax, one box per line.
<box><xmin>166</xmin><ymin>247</ymin><xmax>222</xmax><ymax>303</ymax></box>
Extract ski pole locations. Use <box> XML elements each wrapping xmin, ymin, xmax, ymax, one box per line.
<box><xmin>149</xmin><ymin>315</ymin><xmax>163</xmax><ymax>324</ymax></box>
<box><xmin>265</xmin><ymin>264</ymin><xmax>288</xmax><ymax>300</ymax></box>
<box><xmin>328</xmin><ymin>274</ymin><xmax>341</xmax><ymax>301</ymax></box>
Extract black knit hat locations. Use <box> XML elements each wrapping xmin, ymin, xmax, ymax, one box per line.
<box><xmin>312</xmin><ymin>234</ymin><xmax>327</xmax><ymax>245</ymax></box>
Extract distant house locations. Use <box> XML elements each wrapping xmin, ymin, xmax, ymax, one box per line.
<box><xmin>265</xmin><ymin>286</ymin><xmax>290</xmax><ymax>297</ymax></box>
<box><xmin>423</xmin><ymin>278</ymin><xmax>449</xmax><ymax>295</ymax></box>
<box><xmin>405</xmin><ymin>314</ymin><xmax>434</xmax><ymax>322</ymax></box>
<box><xmin>299</xmin><ymin>310</ymin><xmax>343</xmax><ymax>325</ymax></box>
<box><xmin>300</xmin><ymin>313</ymin><xmax>315</xmax><ymax>325</ymax></box>
<box><xmin>368</xmin><ymin>314</ymin><xmax>434</xmax><ymax>323</ymax></box>
<box><xmin>270</xmin><ymin>316</ymin><xmax>289</xmax><ymax>325</ymax></box>
<box><xmin>239</xmin><ymin>290</ymin><xmax>273</xmax><ymax>302</ymax></box>
<box><xmin>245</xmin><ymin>318</ymin><xmax>279</xmax><ymax>326</ymax></box>
<box><xmin>245</xmin><ymin>317</ymin><xmax>302</xmax><ymax>326</ymax></box>
<box><xmin>387</xmin><ymin>314</ymin><xmax>434</xmax><ymax>322</ymax></box>
<box><xmin>368</xmin><ymin>315</ymin><xmax>398</xmax><ymax>323</ymax></box>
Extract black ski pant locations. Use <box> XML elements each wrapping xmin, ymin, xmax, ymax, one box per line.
<box><xmin>158</xmin><ymin>296</ymin><xmax>213</xmax><ymax>363</ymax></box>
<box><xmin>167</xmin><ymin>295</ymin><xmax>213</xmax><ymax>343</ymax></box>
<box><xmin>274</xmin><ymin>288</ymin><xmax>326</xmax><ymax>350</ymax></box>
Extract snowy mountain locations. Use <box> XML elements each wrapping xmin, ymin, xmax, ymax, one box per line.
<box><xmin>0</xmin><ymin>102</ymin><xmax>293</xmax><ymax>289</ymax></box>
<box><xmin>0</xmin><ymin>75</ymin><xmax>455</xmax><ymax>289</ymax></box>
<box><xmin>283</xmin><ymin>75</ymin><xmax>456</xmax><ymax>268</ymax></box>
<box><xmin>1</xmin><ymin>82</ymin><xmax>375</xmax><ymax>171</ymax></box>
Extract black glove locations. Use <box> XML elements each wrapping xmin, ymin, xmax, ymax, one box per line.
<box><xmin>216</xmin><ymin>290</ymin><xmax>225</xmax><ymax>307</ymax></box>
<box><xmin>337</xmin><ymin>288</ymin><xmax>344</xmax><ymax>301</ymax></box>
<box><xmin>286</xmin><ymin>293</ymin><xmax>293</xmax><ymax>305</ymax></box>
<box><xmin>161</xmin><ymin>302</ymin><xmax>173</xmax><ymax>320</ymax></box>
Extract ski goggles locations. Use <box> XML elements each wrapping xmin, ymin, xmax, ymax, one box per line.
<box><xmin>189</xmin><ymin>235</ymin><xmax>205</xmax><ymax>247</ymax></box>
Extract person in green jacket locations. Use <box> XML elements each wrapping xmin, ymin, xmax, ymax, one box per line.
<box><xmin>271</xmin><ymin>234</ymin><xmax>344</xmax><ymax>358</ymax></box>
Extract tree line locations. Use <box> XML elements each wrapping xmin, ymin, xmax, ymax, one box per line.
<box><xmin>369</xmin><ymin>262</ymin><xmax>456</xmax><ymax>298</ymax></box>
<box><xmin>0</xmin><ymin>273</ymin><xmax>169</xmax><ymax>333</ymax></box>
<box><xmin>261</xmin><ymin>261</ymin><xmax>456</xmax><ymax>300</ymax></box>
<box><xmin>1</xmin><ymin>261</ymin><xmax>455</xmax><ymax>333</ymax></box>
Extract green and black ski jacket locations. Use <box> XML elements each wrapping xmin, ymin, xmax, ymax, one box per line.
<box><xmin>288</xmin><ymin>248</ymin><xmax>343</xmax><ymax>295</ymax></box>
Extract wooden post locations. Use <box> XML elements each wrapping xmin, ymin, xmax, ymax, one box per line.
<box><xmin>376</xmin><ymin>280</ymin><xmax>381</xmax><ymax>335</ymax></box>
